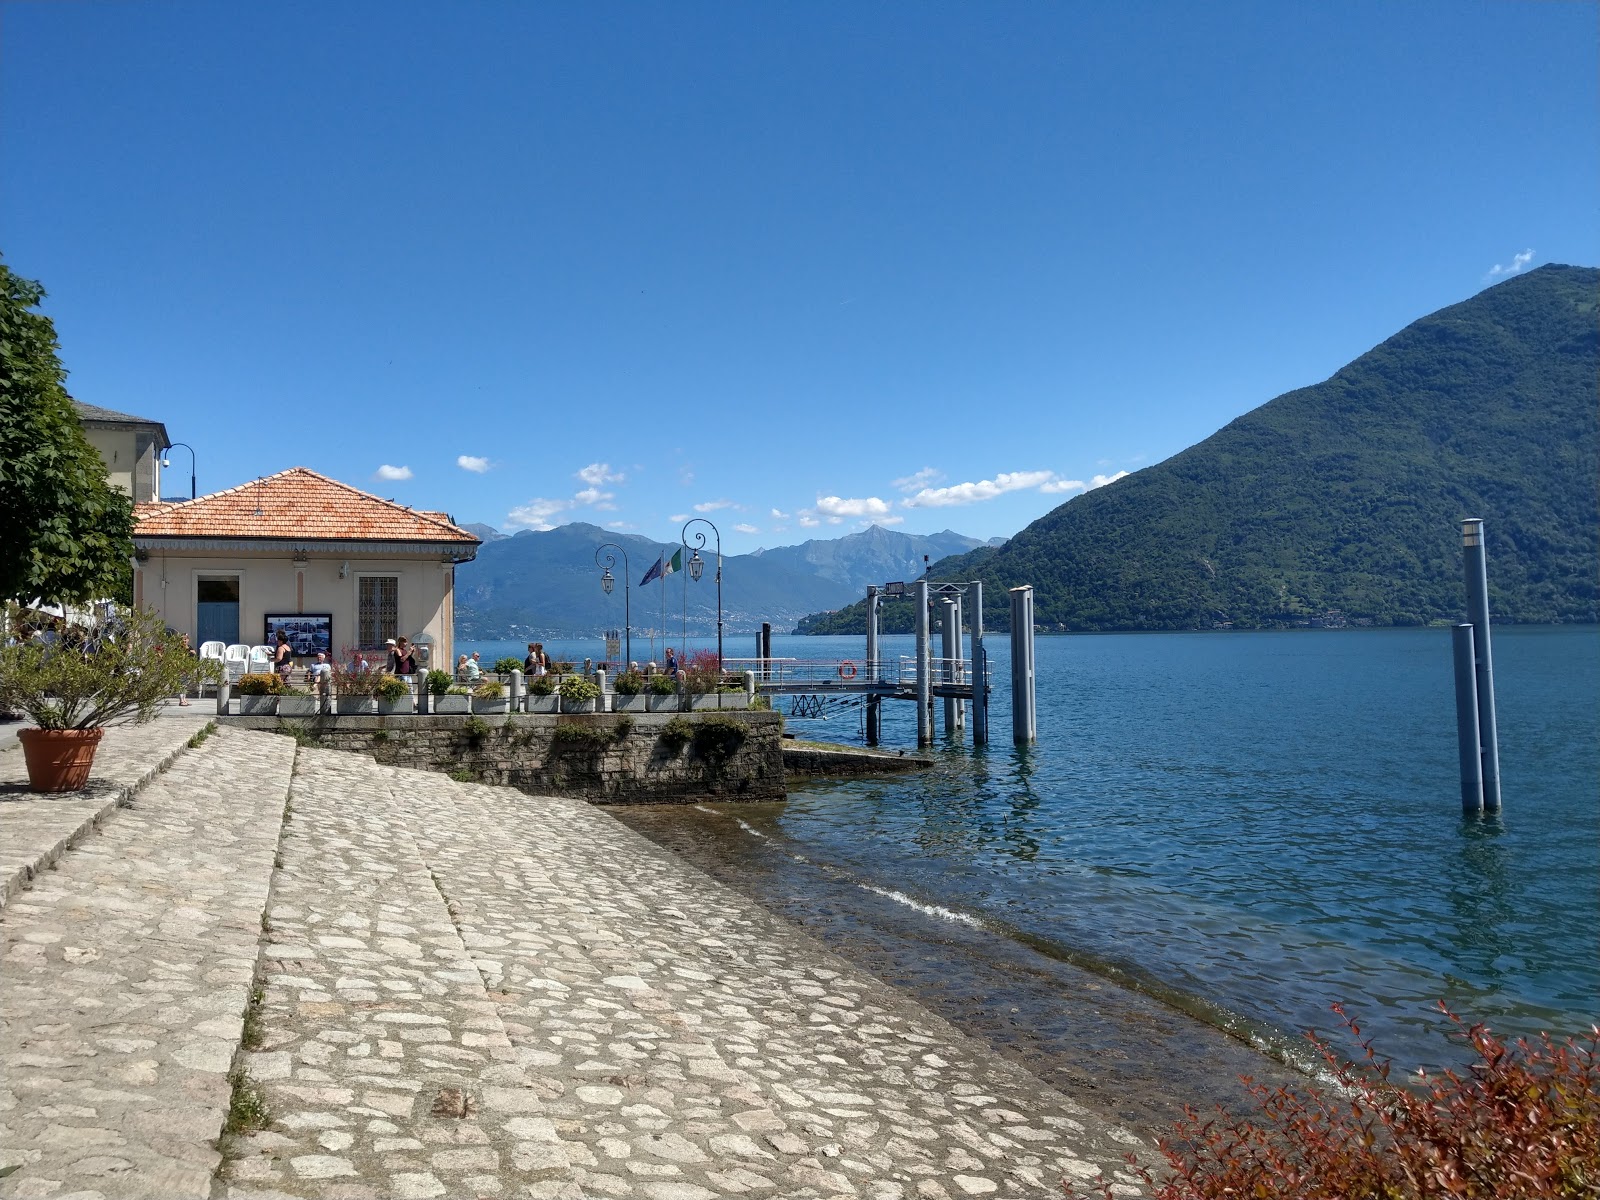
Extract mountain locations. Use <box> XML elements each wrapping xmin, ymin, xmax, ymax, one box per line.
<box><xmin>800</xmin><ymin>264</ymin><xmax>1599</xmax><ymax>635</ymax></box>
<box><xmin>461</xmin><ymin>522</ymin><xmax>506</xmax><ymax>543</ymax></box>
<box><xmin>751</xmin><ymin>526</ymin><xmax>992</xmax><ymax>594</ymax></box>
<box><xmin>454</xmin><ymin>523</ymin><xmax>992</xmax><ymax>639</ymax></box>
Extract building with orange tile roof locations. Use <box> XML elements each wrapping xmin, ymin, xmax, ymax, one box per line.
<box><xmin>132</xmin><ymin>468</ymin><xmax>479</xmax><ymax>668</ymax></box>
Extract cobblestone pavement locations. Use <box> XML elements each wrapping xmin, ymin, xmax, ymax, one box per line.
<box><xmin>0</xmin><ymin>728</ymin><xmax>294</xmax><ymax>1199</ymax></box>
<box><xmin>0</xmin><ymin>716</ymin><xmax>209</xmax><ymax>910</ymax></box>
<box><xmin>224</xmin><ymin>751</ymin><xmax>1149</xmax><ymax>1199</ymax></box>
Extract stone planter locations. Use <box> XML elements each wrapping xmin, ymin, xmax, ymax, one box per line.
<box><xmin>525</xmin><ymin>695</ymin><xmax>560</xmax><ymax>714</ymax></box>
<box><xmin>647</xmin><ymin>693</ymin><xmax>681</xmax><ymax>713</ymax></box>
<box><xmin>559</xmin><ymin>697</ymin><xmax>597</xmax><ymax>715</ymax></box>
<box><xmin>714</xmin><ymin>692</ymin><xmax>752</xmax><ymax>710</ymax></box>
<box><xmin>472</xmin><ymin>697</ymin><xmax>510</xmax><ymax>715</ymax></box>
<box><xmin>376</xmin><ymin>695</ymin><xmax>414</xmax><ymax>716</ymax></box>
<box><xmin>335</xmin><ymin>695</ymin><xmax>374</xmax><ymax>715</ymax></box>
<box><xmin>238</xmin><ymin>695</ymin><xmax>279</xmax><ymax>716</ymax></box>
<box><xmin>432</xmin><ymin>695</ymin><xmax>470</xmax><ymax>715</ymax></box>
<box><xmin>17</xmin><ymin>727</ymin><xmax>104</xmax><ymax>792</ymax></box>
<box><xmin>278</xmin><ymin>695</ymin><xmax>321</xmax><ymax>717</ymax></box>
<box><xmin>686</xmin><ymin>693</ymin><xmax>725</xmax><ymax>711</ymax></box>
<box><xmin>612</xmin><ymin>693</ymin><xmax>648</xmax><ymax>713</ymax></box>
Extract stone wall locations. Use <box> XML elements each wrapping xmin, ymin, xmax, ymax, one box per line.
<box><xmin>222</xmin><ymin>711</ymin><xmax>785</xmax><ymax>804</ymax></box>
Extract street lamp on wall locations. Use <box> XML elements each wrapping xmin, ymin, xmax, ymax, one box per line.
<box><xmin>594</xmin><ymin>542</ymin><xmax>631</xmax><ymax>668</ymax></box>
<box><xmin>681</xmin><ymin>518</ymin><xmax>723</xmax><ymax>666</ymax></box>
<box><xmin>161</xmin><ymin>442</ymin><xmax>197</xmax><ymax>500</ymax></box>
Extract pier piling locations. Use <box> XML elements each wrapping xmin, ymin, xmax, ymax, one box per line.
<box><xmin>865</xmin><ymin>586</ymin><xmax>881</xmax><ymax>745</ymax></box>
<box><xmin>1451</xmin><ymin>624</ymin><xmax>1483</xmax><ymax>812</ymax></box>
<box><xmin>971</xmin><ymin>581</ymin><xmax>989</xmax><ymax>746</ymax></box>
<box><xmin>941</xmin><ymin>597</ymin><xmax>959</xmax><ymax>736</ymax></box>
<box><xmin>1009</xmin><ymin>585</ymin><xmax>1037</xmax><ymax>744</ymax></box>
<box><xmin>1461</xmin><ymin>519</ymin><xmax>1502</xmax><ymax>812</ymax></box>
<box><xmin>915</xmin><ymin>580</ymin><xmax>932</xmax><ymax>746</ymax></box>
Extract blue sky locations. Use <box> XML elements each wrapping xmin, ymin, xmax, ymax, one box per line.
<box><xmin>5</xmin><ymin>1</ymin><xmax>1595</xmax><ymax>552</ymax></box>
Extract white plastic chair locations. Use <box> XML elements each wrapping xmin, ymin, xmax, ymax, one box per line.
<box><xmin>199</xmin><ymin>640</ymin><xmax>226</xmax><ymax>659</ymax></box>
<box><xmin>224</xmin><ymin>644</ymin><xmax>251</xmax><ymax>682</ymax></box>
<box><xmin>248</xmin><ymin>645</ymin><xmax>273</xmax><ymax>674</ymax></box>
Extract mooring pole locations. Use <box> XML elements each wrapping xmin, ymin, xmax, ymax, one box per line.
<box><xmin>941</xmin><ymin>597</ymin><xmax>959</xmax><ymax>736</ymax></box>
<box><xmin>970</xmin><ymin>581</ymin><xmax>988</xmax><ymax>746</ymax></box>
<box><xmin>1451</xmin><ymin>623</ymin><xmax>1484</xmax><ymax>812</ymax></box>
<box><xmin>1461</xmin><ymin>519</ymin><xmax>1502</xmax><ymax>812</ymax></box>
<box><xmin>915</xmin><ymin>579</ymin><xmax>932</xmax><ymax>746</ymax></box>
<box><xmin>761</xmin><ymin>622</ymin><xmax>772</xmax><ymax>681</ymax></box>
<box><xmin>1009</xmin><ymin>584</ymin><xmax>1037</xmax><ymax>744</ymax></box>
<box><xmin>953</xmin><ymin>593</ymin><xmax>965</xmax><ymax>730</ymax></box>
<box><xmin>865</xmin><ymin>586</ymin><xmax>881</xmax><ymax>745</ymax></box>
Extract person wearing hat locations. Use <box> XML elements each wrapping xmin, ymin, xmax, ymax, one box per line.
<box><xmin>384</xmin><ymin>638</ymin><xmax>401</xmax><ymax>674</ymax></box>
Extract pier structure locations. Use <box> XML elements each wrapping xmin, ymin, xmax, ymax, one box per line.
<box><xmin>733</xmin><ymin>577</ymin><xmax>1031</xmax><ymax>748</ymax></box>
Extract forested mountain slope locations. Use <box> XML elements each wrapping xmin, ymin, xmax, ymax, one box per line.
<box><xmin>802</xmin><ymin>264</ymin><xmax>1598</xmax><ymax>634</ymax></box>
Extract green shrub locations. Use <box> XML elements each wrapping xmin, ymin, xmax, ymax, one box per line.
<box><xmin>692</xmin><ymin>714</ymin><xmax>747</xmax><ymax>761</ymax></box>
<box><xmin>1069</xmin><ymin>1004</ymin><xmax>1600</xmax><ymax>1200</ymax></box>
<box><xmin>493</xmin><ymin>656</ymin><xmax>523</xmax><ymax>675</ymax></box>
<box><xmin>613</xmin><ymin>715</ymin><xmax>634</xmax><ymax>739</ymax></box>
<box><xmin>445</xmin><ymin>685</ymin><xmax>471</xmax><ymax>696</ymax></box>
<box><xmin>614</xmin><ymin>670</ymin><xmax>645</xmax><ymax>696</ymax></box>
<box><xmin>447</xmin><ymin>767</ymin><xmax>479</xmax><ymax>783</ymax></box>
<box><xmin>659</xmin><ymin>716</ymin><xmax>694</xmax><ymax>750</ymax></box>
<box><xmin>551</xmin><ymin>723</ymin><xmax>613</xmax><ymax>749</ymax></box>
<box><xmin>647</xmin><ymin>672</ymin><xmax>679</xmax><ymax>696</ymax></box>
<box><xmin>527</xmin><ymin>674</ymin><xmax>557</xmax><ymax>696</ymax></box>
<box><xmin>559</xmin><ymin>675</ymin><xmax>600</xmax><ymax>703</ymax></box>
<box><xmin>554</xmin><ymin>661</ymin><xmax>575</xmax><ymax>674</ymax></box>
<box><xmin>472</xmin><ymin>679</ymin><xmax>504</xmax><ymax>701</ymax></box>
<box><xmin>680</xmin><ymin>649</ymin><xmax>723</xmax><ymax>695</ymax></box>
<box><xmin>235</xmin><ymin>672</ymin><xmax>285</xmax><ymax>696</ymax></box>
<box><xmin>425</xmin><ymin>668</ymin><xmax>453</xmax><ymax>696</ymax></box>
<box><xmin>372</xmin><ymin>673</ymin><xmax>408</xmax><ymax>702</ymax></box>
<box><xmin>462</xmin><ymin>716</ymin><xmax>492</xmax><ymax>741</ymax></box>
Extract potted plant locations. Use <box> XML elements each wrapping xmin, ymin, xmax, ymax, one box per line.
<box><xmin>558</xmin><ymin>674</ymin><xmax>600</xmax><ymax>714</ymax></box>
<box><xmin>471</xmin><ymin>678</ymin><xmax>508</xmax><ymax>714</ymax></box>
<box><xmin>331</xmin><ymin>652</ymin><xmax>376</xmax><ymax>715</ymax></box>
<box><xmin>681</xmin><ymin>650</ymin><xmax>725</xmax><ymax>710</ymax></box>
<box><xmin>277</xmin><ymin>684</ymin><xmax>320</xmax><ymax>717</ymax></box>
<box><xmin>612</xmin><ymin>670</ymin><xmax>648</xmax><ymax>713</ymax></box>
<box><xmin>493</xmin><ymin>656</ymin><xmax>523</xmax><ymax>679</ymax></box>
<box><xmin>0</xmin><ymin>604</ymin><xmax>222</xmax><ymax>792</ymax></box>
<box><xmin>715</xmin><ymin>684</ymin><xmax>752</xmax><ymax>711</ymax></box>
<box><xmin>373</xmin><ymin>672</ymin><xmax>413</xmax><ymax>715</ymax></box>
<box><xmin>433</xmin><ymin>685</ymin><xmax>471</xmax><ymax>715</ymax></box>
<box><xmin>235</xmin><ymin>672</ymin><xmax>285</xmax><ymax>715</ymax></box>
<box><xmin>646</xmin><ymin>670</ymin><xmax>680</xmax><ymax>712</ymax></box>
<box><xmin>525</xmin><ymin>673</ymin><xmax>559</xmax><ymax>714</ymax></box>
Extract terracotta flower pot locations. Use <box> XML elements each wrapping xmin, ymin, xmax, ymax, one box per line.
<box><xmin>18</xmin><ymin>727</ymin><xmax>106</xmax><ymax>793</ymax></box>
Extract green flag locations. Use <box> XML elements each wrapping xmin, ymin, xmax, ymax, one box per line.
<box><xmin>662</xmin><ymin>548</ymin><xmax>682</xmax><ymax>578</ymax></box>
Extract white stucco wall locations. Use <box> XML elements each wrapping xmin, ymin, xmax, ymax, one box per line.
<box><xmin>83</xmin><ymin>426</ymin><xmax>163</xmax><ymax>502</ymax></box>
<box><xmin>134</xmin><ymin>549</ymin><xmax>456</xmax><ymax>668</ymax></box>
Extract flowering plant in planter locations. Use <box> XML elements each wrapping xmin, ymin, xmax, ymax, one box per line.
<box><xmin>425</xmin><ymin>669</ymin><xmax>454</xmax><ymax>697</ymax></box>
<box><xmin>372</xmin><ymin>673</ymin><xmax>409</xmax><ymax>703</ymax></box>
<box><xmin>558</xmin><ymin>676</ymin><xmax>600</xmax><ymax>703</ymax></box>
<box><xmin>680</xmin><ymin>649</ymin><xmax>723</xmax><ymax>695</ymax></box>
<box><xmin>646</xmin><ymin>672</ymin><xmax>679</xmax><ymax>696</ymax></box>
<box><xmin>472</xmin><ymin>679</ymin><xmax>504</xmax><ymax>701</ymax></box>
<box><xmin>527</xmin><ymin>674</ymin><xmax>557</xmax><ymax>696</ymax></box>
<box><xmin>613</xmin><ymin>670</ymin><xmax>646</xmax><ymax>696</ymax></box>
<box><xmin>235</xmin><ymin>673</ymin><xmax>286</xmax><ymax>696</ymax></box>
<box><xmin>0</xmin><ymin>604</ymin><xmax>221</xmax><ymax>791</ymax></box>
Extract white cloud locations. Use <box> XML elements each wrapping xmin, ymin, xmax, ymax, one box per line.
<box><xmin>1089</xmin><ymin>470</ymin><xmax>1129</xmax><ymax>489</ymax></box>
<box><xmin>734</xmin><ymin>523</ymin><xmax>758</xmax><ymax>534</ymax></box>
<box><xmin>374</xmin><ymin>464</ymin><xmax>413</xmax><ymax>481</ymax></box>
<box><xmin>798</xmin><ymin>515</ymin><xmax>820</xmax><ymax>528</ymax></box>
<box><xmin>893</xmin><ymin>467</ymin><xmax>944</xmax><ymax>493</ymax></box>
<box><xmin>1039</xmin><ymin>478</ymin><xmax>1083</xmax><ymax>494</ymax></box>
<box><xmin>770</xmin><ymin>508</ymin><xmax>789</xmax><ymax>519</ymax></box>
<box><xmin>606</xmin><ymin>520</ymin><xmax>635</xmax><ymax>530</ymax></box>
<box><xmin>693</xmin><ymin>499</ymin><xmax>734</xmax><ymax>513</ymax></box>
<box><xmin>1488</xmin><ymin>249</ymin><xmax>1534</xmax><ymax>279</ymax></box>
<box><xmin>815</xmin><ymin>495</ymin><xmax>892</xmax><ymax>518</ymax></box>
<box><xmin>902</xmin><ymin>470</ymin><xmax>1053</xmax><ymax>507</ymax></box>
<box><xmin>577</xmin><ymin>462</ymin><xmax>624</xmax><ymax>486</ymax></box>
<box><xmin>573</xmin><ymin>487</ymin><xmax>615</xmax><ymax>507</ymax></box>
<box><xmin>868</xmin><ymin>515</ymin><xmax>905</xmax><ymax>526</ymax></box>
<box><xmin>456</xmin><ymin>455</ymin><xmax>491</xmax><ymax>474</ymax></box>
<box><xmin>504</xmin><ymin>497</ymin><xmax>568</xmax><ymax>531</ymax></box>
<box><xmin>668</xmin><ymin>513</ymin><xmax>688</xmax><ymax>523</ymax></box>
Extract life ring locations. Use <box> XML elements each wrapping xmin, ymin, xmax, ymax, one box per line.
<box><xmin>838</xmin><ymin>660</ymin><xmax>858</xmax><ymax>680</ymax></box>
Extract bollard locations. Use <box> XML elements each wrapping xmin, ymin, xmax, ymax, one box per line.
<box><xmin>216</xmin><ymin>679</ymin><xmax>230</xmax><ymax>717</ymax></box>
<box><xmin>509</xmin><ymin>668</ymin><xmax>524</xmax><ymax>714</ymax></box>
<box><xmin>594</xmin><ymin>669</ymin><xmax>607</xmax><ymax>712</ymax></box>
<box><xmin>744</xmin><ymin>670</ymin><xmax>756</xmax><ymax>701</ymax></box>
<box><xmin>1451</xmin><ymin>624</ymin><xmax>1483</xmax><ymax>812</ymax></box>
<box><xmin>415</xmin><ymin>673</ymin><xmax>429</xmax><ymax>715</ymax></box>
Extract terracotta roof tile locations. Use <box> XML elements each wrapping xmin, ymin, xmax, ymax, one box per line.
<box><xmin>133</xmin><ymin>467</ymin><xmax>480</xmax><ymax>544</ymax></box>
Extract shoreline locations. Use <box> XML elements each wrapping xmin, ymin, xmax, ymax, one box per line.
<box><xmin>610</xmin><ymin>797</ymin><xmax>1312</xmax><ymax>1140</ymax></box>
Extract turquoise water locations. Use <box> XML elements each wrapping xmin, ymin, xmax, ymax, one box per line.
<box><xmin>465</xmin><ymin>626</ymin><xmax>1599</xmax><ymax>1070</ymax></box>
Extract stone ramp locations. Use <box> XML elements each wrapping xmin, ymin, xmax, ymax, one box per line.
<box><xmin>388</xmin><ymin>764</ymin><xmax>1149</xmax><ymax>1197</ymax></box>
<box><xmin>221</xmin><ymin>748</ymin><xmax>575</xmax><ymax>1199</ymax></box>
<box><xmin>0</xmin><ymin>727</ymin><xmax>294</xmax><ymax>1199</ymax></box>
<box><xmin>0</xmin><ymin>717</ymin><xmax>207</xmax><ymax>911</ymax></box>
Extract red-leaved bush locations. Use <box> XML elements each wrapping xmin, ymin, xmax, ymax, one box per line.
<box><xmin>1068</xmin><ymin>1003</ymin><xmax>1600</xmax><ymax>1200</ymax></box>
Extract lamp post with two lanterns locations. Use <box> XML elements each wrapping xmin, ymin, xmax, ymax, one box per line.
<box><xmin>680</xmin><ymin>518</ymin><xmax>723</xmax><ymax>667</ymax></box>
<box><xmin>594</xmin><ymin>542</ymin><xmax>631</xmax><ymax>669</ymax></box>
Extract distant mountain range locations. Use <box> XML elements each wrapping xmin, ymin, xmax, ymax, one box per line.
<box><xmin>801</xmin><ymin>264</ymin><xmax>1599</xmax><ymax>634</ymax></box>
<box><xmin>453</xmin><ymin>523</ymin><xmax>997</xmax><ymax>639</ymax></box>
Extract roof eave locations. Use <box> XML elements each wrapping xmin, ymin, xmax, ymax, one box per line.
<box><xmin>132</xmin><ymin>534</ymin><xmax>479</xmax><ymax>561</ymax></box>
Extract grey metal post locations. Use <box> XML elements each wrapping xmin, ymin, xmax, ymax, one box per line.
<box><xmin>1009</xmin><ymin>585</ymin><xmax>1037</xmax><ymax>744</ymax></box>
<box><xmin>1451</xmin><ymin>624</ymin><xmax>1483</xmax><ymax>812</ymax></box>
<box><xmin>1461</xmin><ymin>519</ymin><xmax>1501</xmax><ymax>812</ymax></box>
<box><xmin>941</xmin><ymin>597</ymin><xmax>959</xmax><ymax>735</ymax></box>
<box><xmin>865</xmin><ymin>586</ymin><xmax>881</xmax><ymax>744</ymax></box>
<box><xmin>216</xmin><ymin>679</ymin><xmax>230</xmax><ymax>717</ymax></box>
<box><xmin>416</xmin><ymin>673</ymin><xmax>429</xmax><ymax>714</ymax></box>
<box><xmin>953</xmin><ymin>594</ymin><xmax>965</xmax><ymax>729</ymax></box>
<box><xmin>915</xmin><ymin>579</ymin><xmax>932</xmax><ymax>746</ymax></box>
<box><xmin>970</xmin><ymin>581</ymin><xmax>988</xmax><ymax>746</ymax></box>
<box><xmin>510</xmin><ymin>668</ymin><xmax>524</xmax><ymax>714</ymax></box>
<box><xmin>761</xmin><ymin>622</ymin><xmax>772</xmax><ymax>681</ymax></box>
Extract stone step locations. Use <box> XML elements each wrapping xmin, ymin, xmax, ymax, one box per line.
<box><xmin>0</xmin><ymin>727</ymin><xmax>295</xmax><ymax>1199</ymax></box>
<box><xmin>0</xmin><ymin>717</ymin><xmax>210</xmax><ymax>912</ymax></box>
<box><xmin>387</xmin><ymin>765</ymin><xmax>1149</xmax><ymax>1197</ymax></box>
<box><xmin>220</xmin><ymin>747</ymin><xmax>578</xmax><ymax>1199</ymax></box>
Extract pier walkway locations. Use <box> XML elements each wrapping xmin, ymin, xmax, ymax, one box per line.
<box><xmin>0</xmin><ymin>718</ymin><xmax>1148</xmax><ymax>1199</ymax></box>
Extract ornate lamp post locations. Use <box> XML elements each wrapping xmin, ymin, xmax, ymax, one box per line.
<box><xmin>594</xmin><ymin>542</ymin><xmax>631</xmax><ymax>668</ymax></box>
<box><xmin>161</xmin><ymin>441</ymin><xmax>197</xmax><ymax>499</ymax></box>
<box><xmin>681</xmin><ymin>518</ymin><xmax>723</xmax><ymax>666</ymax></box>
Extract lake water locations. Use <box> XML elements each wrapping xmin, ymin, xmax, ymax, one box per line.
<box><xmin>463</xmin><ymin>626</ymin><xmax>1599</xmax><ymax>1086</ymax></box>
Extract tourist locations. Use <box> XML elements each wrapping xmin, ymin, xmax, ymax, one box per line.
<box><xmin>394</xmin><ymin>636</ymin><xmax>417</xmax><ymax>677</ymax></box>
<box><xmin>273</xmin><ymin>630</ymin><xmax>293</xmax><ymax>682</ymax></box>
<box><xmin>308</xmin><ymin>652</ymin><xmax>332</xmax><ymax>695</ymax></box>
<box><xmin>663</xmin><ymin>646</ymin><xmax>679</xmax><ymax>678</ymax></box>
<box><xmin>524</xmin><ymin>642</ymin><xmax>549</xmax><ymax>676</ymax></box>
<box><xmin>458</xmin><ymin>653</ymin><xmax>480</xmax><ymax>683</ymax></box>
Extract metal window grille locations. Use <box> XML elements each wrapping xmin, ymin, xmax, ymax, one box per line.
<box><xmin>358</xmin><ymin>576</ymin><xmax>398</xmax><ymax>648</ymax></box>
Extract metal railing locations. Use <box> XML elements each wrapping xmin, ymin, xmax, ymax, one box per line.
<box><xmin>722</xmin><ymin>657</ymin><xmax>987</xmax><ymax>689</ymax></box>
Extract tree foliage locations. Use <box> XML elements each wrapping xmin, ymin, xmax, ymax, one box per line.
<box><xmin>804</xmin><ymin>265</ymin><xmax>1599</xmax><ymax>634</ymax></box>
<box><xmin>0</xmin><ymin>260</ymin><xmax>135</xmax><ymax>605</ymax></box>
